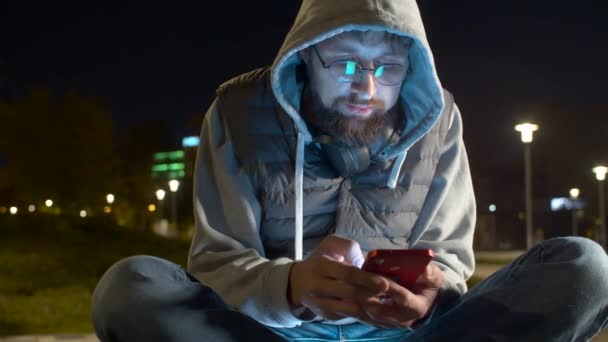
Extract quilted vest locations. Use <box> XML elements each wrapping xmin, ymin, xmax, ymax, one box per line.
<box><xmin>218</xmin><ymin>68</ymin><xmax>452</xmax><ymax>259</ymax></box>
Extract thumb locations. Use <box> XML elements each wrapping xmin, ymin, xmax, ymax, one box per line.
<box><xmin>318</xmin><ymin>235</ymin><xmax>365</xmax><ymax>268</ymax></box>
<box><xmin>345</xmin><ymin>245</ymin><xmax>365</xmax><ymax>268</ymax></box>
<box><xmin>417</xmin><ymin>264</ymin><xmax>443</xmax><ymax>288</ymax></box>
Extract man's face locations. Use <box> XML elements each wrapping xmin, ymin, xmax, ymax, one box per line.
<box><xmin>301</xmin><ymin>31</ymin><xmax>410</xmax><ymax>146</ymax></box>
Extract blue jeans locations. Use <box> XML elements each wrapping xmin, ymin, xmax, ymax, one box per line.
<box><xmin>92</xmin><ymin>237</ymin><xmax>608</xmax><ymax>341</ymax></box>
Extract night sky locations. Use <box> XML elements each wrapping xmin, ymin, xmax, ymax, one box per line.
<box><xmin>2</xmin><ymin>1</ymin><xmax>607</xmax><ymax>206</ymax></box>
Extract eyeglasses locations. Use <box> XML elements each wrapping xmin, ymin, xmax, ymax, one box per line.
<box><xmin>312</xmin><ymin>46</ymin><xmax>408</xmax><ymax>86</ymax></box>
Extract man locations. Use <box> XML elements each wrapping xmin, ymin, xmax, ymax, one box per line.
<box><xmin>92</xmin><ymin>0</ymin><xmax>608</xmax><ymax>341</ymax></box>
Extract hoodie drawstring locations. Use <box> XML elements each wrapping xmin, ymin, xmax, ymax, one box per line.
<box><xmin>387</xmin><ymin>150</ymin><xmax>407</xmax><ymax>189</ymax></box>
<box><xmin>294</xmin><ymin>132</ymin><xmax>305</xmax><ymax>261</ymax></box>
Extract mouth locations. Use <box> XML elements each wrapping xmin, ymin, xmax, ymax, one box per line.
<box><xmin>344</xmin><ymin>104</ymin><xmax>374</xmax><ymax>118</ymax></box>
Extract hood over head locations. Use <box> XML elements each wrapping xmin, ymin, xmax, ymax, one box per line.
<box><xmin>271</xmin><ymin>0</ymin><xmax>445</xmax><ymax>158</ymax></box>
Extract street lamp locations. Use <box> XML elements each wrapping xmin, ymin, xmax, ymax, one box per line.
<box><xmin>168</xmin><ymin>180</ymin><xmax>180</xmax><ymax>230</ymax></box>
<box><xmin>569</xmin><ymin>188</ymin><xmax>580</xmax><ymax>236</ymax></box>
<box><xmin>592</xmin><ymin>166</ymin><xmax>607</xmax><ymax>246</ymax></box>
<box><xmin>155</xmin><ymin>189</ymin><xmax>166</xmax><ymax>220</ymax></box>
<box><xmin>515</xmin><ymin>123</ymin><xmax>538</xmax><ymax>250</ymax></box>
<box><xmin>105</xmin><ymin>193</ymin><xmax>115</xmax><ymax>215</ymax></box>
<box><xmin>45</xmin><ymin>199</ymin><xmax>53</xmax><ymax>207</ymax></box>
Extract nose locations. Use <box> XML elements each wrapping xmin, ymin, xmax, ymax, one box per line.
<box><xmin>351</xmin><ymin>70</ymin><xmax>376</xmax><ymax>101</ymax></box>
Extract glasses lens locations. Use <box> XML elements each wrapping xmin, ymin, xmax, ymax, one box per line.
<box><xmin>329</xmin><ymin>61</ymin><xmax>359</xmax><ymax>83</ymax></box>
<box><xmin>329</xmin><ymin>61</ymin><xmax>407</xmax><ymax>86</ymax></box>
<box><xmin>375</xmin><ymin>64</ymin><xmax>407</xmax><ymax>86</ymax></box>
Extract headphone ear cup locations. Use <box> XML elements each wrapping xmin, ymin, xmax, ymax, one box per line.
<box><xmin>323</xmin><ymin>143</ymin><xmax>370</xmax><ymax>178</ymax></box>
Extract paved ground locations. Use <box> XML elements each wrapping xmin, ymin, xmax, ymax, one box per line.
<box><xmin>2</xmin><ymin>331</ymin><xmax>607</xmax><ymax>341</ymax></box>
<box><xmin>2</xmin><ymin>250</ymin><xmax>607</xmax><ymax>341</ymax></box>
<box><xmin>0</xmin><ymin>335</ymin><xmax>98</xmax><ymax>342</ymax></box>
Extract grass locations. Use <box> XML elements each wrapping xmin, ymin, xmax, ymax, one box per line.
<box><xmin>0</xmin><ymin>215</ymin><xmax>190</xmax><ymax>336</ymax></box>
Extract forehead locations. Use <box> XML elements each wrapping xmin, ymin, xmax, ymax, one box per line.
<box><xmin>318</xmin><ymin>31</ymin><xmax>410</xmax><ymax>58</ymax></box>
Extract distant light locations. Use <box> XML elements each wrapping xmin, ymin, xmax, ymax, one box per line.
<box><xmin>551</xmin><ymin>197</ymin><xmax>585</xmax><ymax>211</ymax></box>
<box><xmin>153</xmin><ymin>150</ymin><xmax>184</xmax><ymax>162</ymax></box>
<box><xmin>0</xmin><ymin>207</ymin><xmax>7</xmax><ymax>214</ymax></box>
<box><xmin>156</xmin><ymin>189</ymin><xmax>166</xmax><ymax>201</ymax></box>
<box><xmin>152</xmin><ymin>164</ymin><xmax>169</xmax><ymax>172</ymax></box>
<box><xmin>106</xmin><ymin>194</ymin><xmax>115</xmax><ymax>204</ymax></box>
<box><xmin>148</xmin><ymin>204</ymin><xmax>157</xmax><ymax>212</ymax></box>
<box><xmin>182</xmin><ymin>136</ymin><xmax>200</xmax><ymax>148</ymax></box>
<box><xmin>569</xmin><ymin>188</ymin><xmax>580</xmax><ymax>199</ymax></box>
<box><xmin>9</xmin><ymin>206</ymin><xmax>18</xmax><ymax>215</ymax></box>
<box><xmin>103</xmin><ymin>206</ymin><xmax>112</xmax><ymax>213</ymax></box>
<box><xmin>593</xmin><ymin>166</ymin><xmax>607</xmax><ymax>181</ymax></box>
<box><xmin>168</xmin><ymin>179</ymin><xmax>180</xmax><ymax>192</ymax></box>
<box><xmin>80</xmin><ymin>210</ymin><xmax>87</xmax><ymax>218</ymax></box>
<box><xmin>28</xmin><ymin>205</ymin><xmax>36</xmax><ymax>213</ymax></box>
<box><xmin>489</xmin><ymin>204</ymin><xmax>497</xmax><ymax>213</ymax></box>
<box><xmin>514</xmin><ymin>123</ymin><xmax>539</xmax><ymax>143</ymax></box>
<box><xmin>45</xmin><ymin>199</ymin><xmax>53</xmax><ymax>207</ymax></box>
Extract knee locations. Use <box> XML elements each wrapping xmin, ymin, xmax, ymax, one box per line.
<box><xmin>543</xmin><ymin>237</ymin><xmax>608</xmax><ymax>289</ymax></box>
<box><xmin>92</xmin><ymin>255</ymin><xmax>185</xmax><ymax>323</ymax></box>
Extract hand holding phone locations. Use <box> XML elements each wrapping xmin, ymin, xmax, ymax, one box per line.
<box><xmin>362</xmin><ymin>249</ymin><xmax>435</xmax><ymax>288</ymax></box>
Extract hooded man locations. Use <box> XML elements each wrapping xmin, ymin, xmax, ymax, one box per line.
<box><xmin>92</xmin><ymin>1</ymin><xmax>608</xmax><ymax>341</ymax></box>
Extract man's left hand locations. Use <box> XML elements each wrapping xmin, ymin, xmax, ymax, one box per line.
<box><xmin>361</xmin><ymin>263</ymin><xmax>444</xmax><ymax>328</ymax></box>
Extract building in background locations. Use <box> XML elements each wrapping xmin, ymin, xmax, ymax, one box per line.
<box><xmin>149</xmin><ymin>136</ymin><xmax>199</xmax><ymax>238</ymax></box>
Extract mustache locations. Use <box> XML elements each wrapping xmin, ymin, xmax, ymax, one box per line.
<box><xmin>343</xmin><ymin>95</ymin><xmax>384</xmax><ymax>109</ymax></box>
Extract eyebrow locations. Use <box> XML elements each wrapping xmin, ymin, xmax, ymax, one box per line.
<box><xmin>322</xmin><ymin>42</ymin><xmax>406</xmax><ymax>61</ymax></box>
<box><xmin>322</xmin><ymin>48</ymin><xmax>405</xmax><ymax>62</ymax></box>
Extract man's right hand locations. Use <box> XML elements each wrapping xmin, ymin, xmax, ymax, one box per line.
<box><xmin>288</xmin><ymin>235</ymin><xmax>395</xmax><ymax>326</ymax></box>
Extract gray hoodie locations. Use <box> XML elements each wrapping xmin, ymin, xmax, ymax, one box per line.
<box><xmin>188</xmin><ymin>0</ymin><xmax>476</xmax><ymax>328</ymax></box>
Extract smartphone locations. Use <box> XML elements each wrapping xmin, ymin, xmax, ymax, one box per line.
<box><xmin>362</xmin><ymin>249</ymin><xmax>435</xmax><ymax>288</ymax></box>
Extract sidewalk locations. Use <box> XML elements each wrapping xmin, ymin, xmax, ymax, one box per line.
<box><xmin>2</xmin><ymin>331</ymin><xmax>607</xmax><ymax>341</ymax></box>
<box><xmin>0</xmin><ymin>335</ymin><xmax>98</xmax><ymax>342</ymax></box>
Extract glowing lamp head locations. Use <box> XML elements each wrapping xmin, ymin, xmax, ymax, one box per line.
<box><xmin>569</xmin><ymin>188</ymin><xmax>580</xmax><ymax>199</ymax></box>
<box><xmin>168</xmin><ymin>180</ymin><xmax>180</xmax><ymax>192</ymax></box>
<box><xmin>156</xmin><ymin>189</ymin><xmax>166</xmax><ymax>201</ymax></box>
<box><xmin>593</xmin><ymin>166</ymin><xmax>607</xmax><ymax>181</ymax></box>
<box><xmin>515</xmin><ymin>123</ymin><xmax>539</xmax><ymax>143</ymax></box>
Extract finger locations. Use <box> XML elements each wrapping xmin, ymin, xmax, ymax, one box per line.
<box><xmin>413</xmin><ymin>264</ymin><xmax>443</xmax><ymax>289</ymax></box>
<box><xmin>316</xmin><ymin>255</ymin><xmax>389</xmax><ymax>293</ymax></box>
<box><xmin>303</xmin><ymin>294</ymin><xmax>356</xmax><ymax>321</ymax></box>
<box><xmin>307</xmin><ymin>276</ymin><xmax>379</xmax><ymax>301</ymax></box>
<box><xmin>358</xmin><ymin>297</ymin><xmax>404</xmax><ymax>328</ymax></box>
<box><xmin>307</xmin><ymin>294</ymin><xmax>400</xmax><ymax>328</ymax></box>
<box><xmin>382</xmin><ymin>278</ymin><xmax>429</xmax><ymax>316</ymax></box>
<box><xmin>364</xmin><ymin>300</ymin><xmax>419</xmax><ymax>328</ymax></box>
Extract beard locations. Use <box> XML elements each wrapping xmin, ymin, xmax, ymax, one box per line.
<box><xmin>304</xmin><ymin>87</ymin><xmax>400</xmax><ymax>147</ymax></box>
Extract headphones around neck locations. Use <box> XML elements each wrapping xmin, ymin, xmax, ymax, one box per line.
<box><xmin>315</xmin><ymin>126</ymin><xmax>400</xmax><ymax>178</ymax></box>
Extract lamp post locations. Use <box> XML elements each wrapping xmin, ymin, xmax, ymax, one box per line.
<box><xmin>515</xmin><ymin>123</ymin><xmax>538</xmax><ymax>250</ymax></box>
<box><xmin>592</xmin><ymin>166</ymin><xmax>607</xmax><ymax>247</ymax></box>
<box><xmin>105</xmin><ymin>193</ymin><xmax>115</xmax><ymax>216</ymax></box>
<box><xmin>155</xmin><ymin>189</ymin><xmax>166</xmax><ymax>220</ymax></box>
<box><xmin>168</xmin><ymin>180</ymin><xmax>180</xmax><ymax>230</ymax></box>
<box><xmin>569</xmin><ymin>188</ymin><xmax>580</xmax><ymax>236</ymax></box>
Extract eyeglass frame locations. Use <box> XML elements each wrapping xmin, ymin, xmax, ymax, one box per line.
<box><xmin>311</xmin><ymin>45</ymin><xmax>409</xmax><ymax>86</ymax></box>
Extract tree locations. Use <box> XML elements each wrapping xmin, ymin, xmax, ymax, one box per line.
<box><xmin>0</xmin><ymin>87</ymin><xmax>120</xmax><ymax>211</ymax></box>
